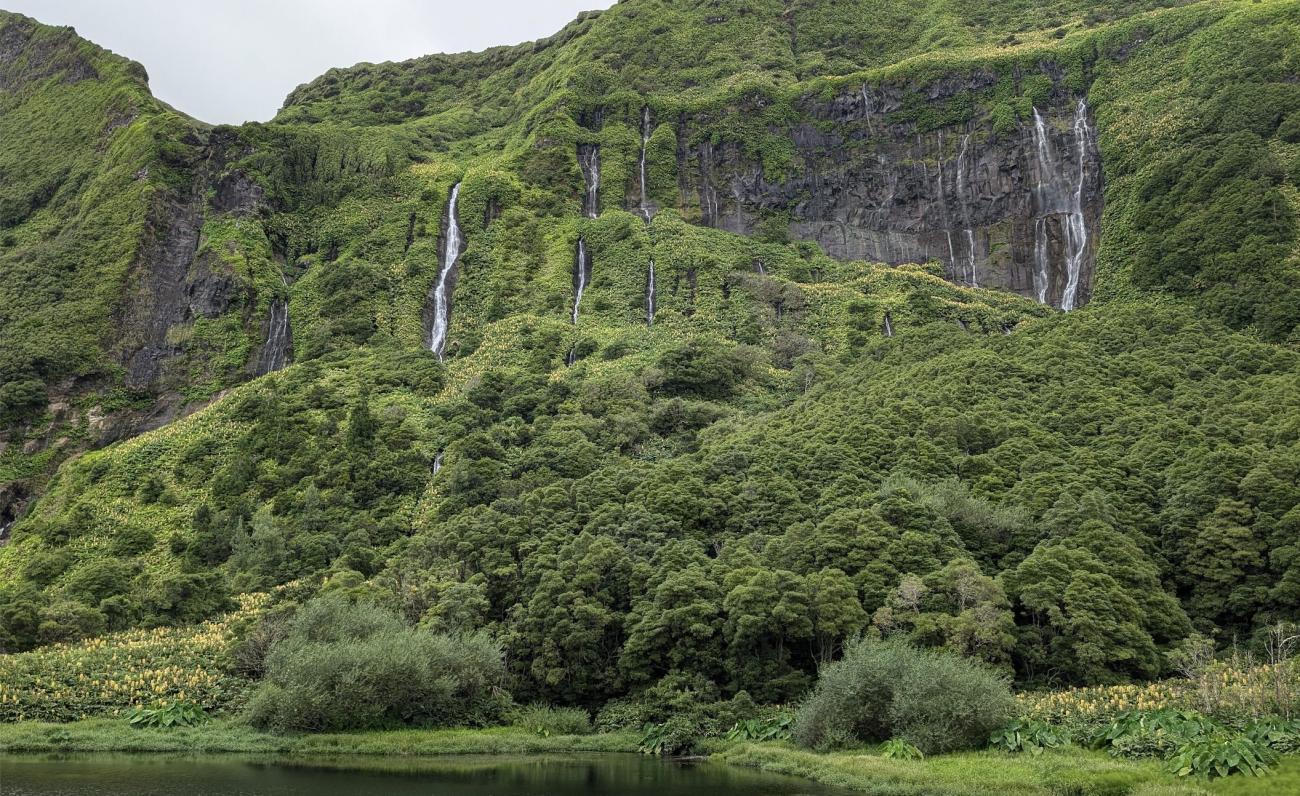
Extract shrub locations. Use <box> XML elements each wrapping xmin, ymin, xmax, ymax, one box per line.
<box><xmin>990</xmin><ymin>719</ymin><xmax>1069</xmax><ymax>755</ymax></box>
<box><xmin>126</xmin><ymin>700</ymin><xmax>207</xmax><ymax>729</ymax></box>
<box><xmin>793</xmin><ymin>638</ymin><xmax>1014</xmax><ymax>754</ymax></box>
<box><xmin>725</xmin><ymin>713</ymin><xmax>794</xmax><ymax>742</ymax></box>
<box><xmin>245</xmin><ymin>595</ymin><xmax>509</xmax><ymax>732</ymax></box>
<box><xmin>511</xmin><ymin>703</ymin><xmax>593</xmax><ymax>736</ymax></box>
<box><xmin>637</xmin><ymin>715</ymin><xmax>700</xmax><ymax>756</ymax></box>
<box><xmin>878</xmin><ymin>738</ymin><xmax>924</xmax><ymax>760</ymax></box>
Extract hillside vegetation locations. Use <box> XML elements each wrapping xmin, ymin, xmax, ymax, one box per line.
<box><xmin>0</xmin><ymin>0</ymin><xmax>1299</xmax><ymax>762</ymax></box>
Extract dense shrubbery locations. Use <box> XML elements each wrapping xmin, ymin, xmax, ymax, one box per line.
<box><xmin>793</xmin><ymin>638</ymin><xmax>1014</xmax><ymax>754</ymax></box>
<box><xmin>245</xmin><ymin>596</ymin><xmax>509</xmax><ymax>732</ymax></box>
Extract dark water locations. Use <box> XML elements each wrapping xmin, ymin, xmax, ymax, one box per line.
<box><xmin>0</xmin><ymin>753</ymin><xmax>849</xmax><ymax>795</ymax></box>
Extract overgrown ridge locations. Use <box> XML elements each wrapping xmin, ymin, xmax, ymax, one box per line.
<box><xmin>1</xmin><ymin>0</ymin><xmax>1299</xmax><ymax>731</ymax></box>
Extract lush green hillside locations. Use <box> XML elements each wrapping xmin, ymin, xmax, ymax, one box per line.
<box><xmin>1</xmin><ymin>0</ymin><xmax>1299</xmax><ymax>734</ymax></box>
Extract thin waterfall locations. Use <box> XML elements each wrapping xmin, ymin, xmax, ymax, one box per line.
<box><xmin>639</xmin><ymin>107</ymin><xmax>656</xmax><ymax>326</ymax></box>
<box><xmin>432</xmin><ymin>452</ymin><xmax>444</xmax><ymax>475</ymax></box>
<box><xmin>256</xmin><ymin>296</ymin><xmax>291</xmax><ymax>374</ymax></box>
<box><xmin>638</xmin><ymin>106</ymin><xmax>653</xmax><ymax>222</ymax></box>
<box><xmin>574</xmin><ymin>145</ymin><xmax>600</xmax><ymax>324</ymax></box>
<box><xmin>882</xmin><ymin>312</ymin><xmax>894</xmax><ymax>338</ymax></box>
<box><xmin>755</xmin><ymin>262</ymin><xmax>766</xmax><ymax>275</ymax></box>
<box><xmin>646</xmin><ymin>260</ymin><xmax>656</xmax><ymax>326</ymax></box>
<box><xmin>1034</xmin><ymin>217</ymin><xmax>1050</xmax><ymax>304</ymax></box>
<box><xmin>1060</xmin><ymin>99</ymin><xmax>1093</xmax><ymax>311</ymax></box>
<box><xmin>1030</xmin><ymin>108</ymin><xmax>1056</xmax><ymax>305</ymax></box>
<box><xmin>428</xmin><ymin>182</ymin><xmax>463</xmax><ymax>358</ymax></box>
<box><xmin>573</xmin><ymin>238</ymin><xmax>590</xmax><ymax>324</ymax></box>
<box><xmin>956</xmin><ymin>133</ymin><xmax>977</xmax><ymax>287</ymax></box>
<box><xmin>965</xmin><ymin>229</ymin><xmax>978</xmax><ymax>288</ymax></box>
<box><xmin>255</xmin><ymin>264</ymin><xmax>293</xmax><ymax>375</ymax></box>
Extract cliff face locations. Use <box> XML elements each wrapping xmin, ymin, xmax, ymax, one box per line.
<box><xmin>675</xmin><ymin>75</ymin><xmax>1102</xmax><ymax>309</ymax></box>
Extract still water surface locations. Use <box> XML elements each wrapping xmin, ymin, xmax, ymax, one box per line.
<box><xmin>0</xmin><ymin>753</ymin><xmax>851</xmax><ymax>795</ymax></box>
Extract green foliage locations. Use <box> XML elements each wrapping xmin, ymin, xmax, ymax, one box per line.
<box><xmin>725</xmin><ymin>713</ymin><xmax>794</xmax><ymax>743</ymax></box>
<box><xmin>510</xmin><ymin>704</ymin><xmax>593</xmax><ymax>737</ymax></box>
<box><xmin>1165</xmin><ymin>731</ymin><xmax>1275</xmax><ymax>780</ymax></box>
<box><xmin>245</xmin><ymin>596</ymin><xmax>510</xmax><ymax>733</ymax></box>
<box><xmin>1087</xmin><ymin>709</ymin><xmax>1299</xmax><ymax>779</ymax></box>
<box><xmin>637</xmin><ymin>716</ymin><xmax>700</xmax><ymax>756</ymax></box>
<box><xmin>793</xmin><ymin>637</ymin><xmax>1015</xmax><ymax>754</ymax></box>
<box><xmin>990</xmin><ymin>719</ymin><xmax>1070</xmax><ymax>755</ymax></box>
<box><xmin>125</xmin><ymin>701</ymin><xmax>207</xmax><ymax>729</ymax></box>
<box><xmin>878</xmin><ymin>737</ymin><xmax>924</xmax><ymax>760</ymax></box>
<box><xmin>6</xmin><ymin>0</ymin><xmax>1300</xmax><ymax>739</ymax></box>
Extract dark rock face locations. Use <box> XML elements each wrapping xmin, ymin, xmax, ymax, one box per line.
<box><xmin>120</xmin><ymin>188</ymin><xmax>207</xmax><ymax>390</ymax></box>
<box><xmin>672</xmin><ymin>75</ymin><xmax>1103</xmax><ymax>309</ymax></box>
<box><xmin>117</xmin><ymin>144</ymin><xmax>277</xmax><ymax>389</ymax></box>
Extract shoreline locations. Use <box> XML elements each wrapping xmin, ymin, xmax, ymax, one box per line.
<box><xmin>3</xmin><ymin>719</ymin><xmax>1291</xmax><ymax>795</ymax></box>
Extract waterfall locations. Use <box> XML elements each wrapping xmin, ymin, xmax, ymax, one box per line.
<box><xmin>580</xmin><ymin>145</ymin><xmax>600</xmax><ymax>219</ymax></box>
<box><xmin>1060</xmin><ymin>99</ymin><xmax>1093</xmax><ymax>311</ymax></box>
<box><xmin>432</xmin><ymin>452</ymin><xmax>444</xmax><ymax>475</ymax></box>
<box><xmin>1034</xmin><ymin>217</ymin><xmax>1050</xmax><ymax>304</ymax></box>
<box><xmin>756</xmin><ymin>262</ymin><xmax>766</xmax><ymax>275</ymax></box>
<box><xmin>428</xmin><ymin>182</ymin><xmax>463</xmax><ymax>359</ymax></box>
<box><xmin>646</xmin><ymin>259</ymin><xmax>656</xmax><ymax>326</ymax></box>
<box><xmin>882</xmin><ymin>312</ymin><xmax>894</xmax><ymax>338</ymax></box>
<box><xmin>638</xmin><ymin>107</ymin><xmax>653</xmax><ymax>222</ymax></box>
<box><xmin>956</xmin><ymin>134</ymin><xmax>978</xmax><ymax>287</ymax></box>
<box><xmin>573</xmin><ymin>238</ymin><xmax>590</xmax><ymax>324</ymax></box>
<box><xmin>639</xmin><ymin>107</ymin><xmax>656</xmax><ymax>326</ymax></box>
<box><xmin>256</xmin><ymin>296</ymin><xmax>292</xmax><ymax>374</ymax></box>
<box><xmin>965</xmin><ymin>229</ymin><xmax>978</xmax><ymax>288</ymax></box>
<box><xmin>573</xmin><ymin>145</ymin><xmax>601</xmax><ymax>324</ymax></box>
<box><xmin>1029</xmin><ymin>101</ymin><xmax>1095</xmax><ymax>311</ymax></box>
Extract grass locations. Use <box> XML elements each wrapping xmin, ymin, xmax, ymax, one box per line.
<box><xmin>0</xmin><ymin>718</ymin><xmax>638</xmax><ymax>756</ymax></box>
<box><xmin>717</xmin><ymin>743</ymin><xmax>1235</xmax><ymax>796</ymax></box>
<box><xmin>3</xmin><ymin>718</ymin><xmax>1296</xmax><ymax>795</ymax></box>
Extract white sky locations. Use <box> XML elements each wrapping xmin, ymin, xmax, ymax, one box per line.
<box><xmin>3</xmin><ymin>0</ymin><xmax>613</xmax><ymax>124</ymax></box>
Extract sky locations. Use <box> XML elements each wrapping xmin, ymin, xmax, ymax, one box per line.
<box><xmin>3</xmin><ymin>0</ymin><xmax>614</xmax><ymax>124</ymax></box>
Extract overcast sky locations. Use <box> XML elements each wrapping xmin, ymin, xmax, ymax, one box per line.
<box><xmin>3</xmin><ymin>0</ymin><xmax>613</xmax><ymax>124</ymax></box>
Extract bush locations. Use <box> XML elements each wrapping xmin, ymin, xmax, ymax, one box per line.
<box><xmin>511</xmin><ymin>703</ymin><xmax>593</xmax><ymax>736</ymax></box>
<box><xmin>126</xmin><ymin>700</ymin><xmax>207</xmax><ymax>729</ymax></box>
<box><xmin>793</xmin><ymin>638</ymin><xmax>1014</xmax><ymax>754</ymax></box>
<box><xmin>245</xmin><ymin>595</ymin><xmax>510</xmax><ymax>732</ymax></box>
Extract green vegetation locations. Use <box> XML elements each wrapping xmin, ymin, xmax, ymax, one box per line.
<box><xmin>3</xmin><ymin>0</ymin><xmax>1300</xmax><ymax>791</ymax></box>
<box><xmin>793</xmin><ymin>638</ymin><xmax>1014</xmax><ymax>754</ymax></box>
<box><xmin>245</xmin><ymin>596</ymin><xmax>508</xmax><ymax>732</ymax></box>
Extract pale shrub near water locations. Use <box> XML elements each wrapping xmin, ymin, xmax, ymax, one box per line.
<box><xmin>246</xmin><ymin>595</ymin><xmax>508</xmax><ymax>732</ymax></box>
<box><xmin>793</xmin><ymin>637</ymin><xmax>1014</xmax><ymax>754</ymax></box>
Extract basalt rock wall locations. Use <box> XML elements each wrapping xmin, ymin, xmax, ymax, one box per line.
<box><xmin>673</xmin><ymin>73</ymin><xmax>1103</xmax><ymax>309</ymax></box>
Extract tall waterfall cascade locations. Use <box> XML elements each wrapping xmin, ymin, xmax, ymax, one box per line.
<box><xmin>639</xmin><ymin>106</ymin><xmax>657</xmax><ymax>326</ymax></box>
<box><xmin>428</xmin><ymin>182</ymin><xmax>463</xmax><ymax>358</ymax></box>
<box><xmin>1029</xmin><ymin>100</ymin><xmax>1096</xmax><ymax>311</ymax></box>
<box><xmin>573</xmin><ymin>144</ymin><xmax>601</xmax><ymax>324</ymax></box>
<box><xmin>955</xmin><ymin>133</ymin><xmax>978</xmax><ymax>288</ymax></box>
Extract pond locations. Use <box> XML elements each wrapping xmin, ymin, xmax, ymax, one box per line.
<box><xmin>0</xmin><ymin>753</ymin><xmax>850</xmax><ymax>795</ymax></box>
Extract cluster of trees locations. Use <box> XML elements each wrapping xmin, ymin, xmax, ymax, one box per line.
<box><xmin>7</xmin><ymin>299</ymin><xmax>1296</xmax><ymax>715</ymax></box>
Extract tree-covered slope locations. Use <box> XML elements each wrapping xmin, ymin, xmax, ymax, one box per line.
<box><xmin>1</xmin><ymin>0</ymin><xmax>1299</xmax><ymax>709</ymax></box>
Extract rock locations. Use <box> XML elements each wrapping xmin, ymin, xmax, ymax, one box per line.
<box><xmin>670</xmin><ymin>70</ymin><xmax>1102</xmax><ymax>308</ymax></box>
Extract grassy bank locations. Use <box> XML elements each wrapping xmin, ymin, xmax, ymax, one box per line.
<box><xmin>0</xmin><ymin>719</ymin><xmax>638</xmax><ymax>756</ymax></box>
<box><xmin>716</xmin><ymin>743</ymin><xmax>1299</xmax><ymax>796</ymax></box>
<box><xmin>4</xmin><ymin>719</ymin><xmax>1298</xmax><ymax>795</ymax></box>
